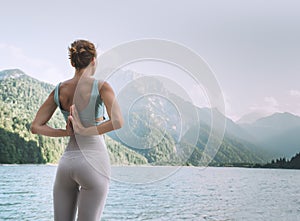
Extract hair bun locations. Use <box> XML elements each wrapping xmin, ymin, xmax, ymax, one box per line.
<box><xmin>79</xmin><ymin>48</ymin><xmax>86</xmax><ymax>53</ymax></box>
<box><xmin>68</xmin><ymin>39</ymin><xmax>96</xmax><ymax>70</ymax></box>
<box><xmin>70</xmin><ymin>47</ymin><xmax>78</xmax><ymax>54</ymax></box>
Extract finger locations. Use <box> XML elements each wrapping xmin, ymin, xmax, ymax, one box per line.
<box><xmin>68</xmin><ymin>116</ymin><xmax>77</xmax><ymax>132</ymax></box>
<box><xmin>73</xmin><ymin>105</ymin><xmax>80</xmax><ymax>120</ymax></box>
<box><xmin>67</xmin><ymin>119</ymin><xmax>73</xmax><ymax>129</ymax></box>
<box><xmin>70</xmin><ymin>104</ymin><xmax>74</xmax><ymax>116</ymax></box>
<box><xmin>68</xmin><ymin>115</ymin><xmax>73</xmax><ymax>124</ymax></box>
<box><xmin>68</xmin><ymin>115</ymin><xmax>72</xmax><ymax>123</ymax></box>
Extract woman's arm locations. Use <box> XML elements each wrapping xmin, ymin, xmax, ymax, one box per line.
<box><xmin>31</xmin><ymin>90</ymin><xmax>73</xmax><ymax>137</ymax></box>
<box><xmin>69</xmin><ymin>81</ymin><xmax>124</xmax><ymax>136</ymax></box>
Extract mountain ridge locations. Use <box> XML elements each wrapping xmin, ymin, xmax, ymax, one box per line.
<box><xmin>0</xmin><ymin>68</ymin><xmax>26</xmax><ymax>80</ymax></box>
<box><xmin>1</xmin><ymin>68</ymin><xmax>299</xmax><ymax>165</ymax></box>
<box><xmin>238</xmin><ymin>111</ymin><xmax>300</xmax><ymax>158</ymax></box>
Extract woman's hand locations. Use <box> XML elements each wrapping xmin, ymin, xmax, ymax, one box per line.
<box><xmin>65</xmin><ymin>118</ymin><xmax>74</xmax><ymax>136</ymax></box>
<box><xmin>68</xmin><ymin>81</ymin><xmax>124</xmax><ymax>136</ymax></box>
<box><xmin>68</xmin><ymin>105</ymin><xmax>85</xmax><ymax>135</ymax></box>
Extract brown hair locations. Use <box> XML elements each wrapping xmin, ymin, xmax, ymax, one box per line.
<box><xmin>68</xmin><ymin>40</ymin><xmax>97</xmax><ymax>70</ymax></box>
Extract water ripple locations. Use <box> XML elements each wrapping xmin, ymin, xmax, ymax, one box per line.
<box><xmin>0</xmin><ymin>165</ymin><xmax>299</xmax><ymax>220</ymax></box>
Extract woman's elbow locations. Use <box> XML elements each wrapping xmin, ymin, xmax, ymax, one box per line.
<box><xmin>113</xmin><ymin>117</ymin><xmax>124</xmax><ymax>130</ymax></box>
<box><xmin>30</xmin><ymin>123</ymin><xmax>38</xmax><ymax>134</ymax></box>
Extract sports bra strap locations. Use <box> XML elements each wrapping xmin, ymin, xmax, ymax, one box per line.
<box><xmin>54</xmin><ymin>83</ymin><xmax>61</xmax><ymax>108</ymax></box>
<box><xmin>92</xmin><ymin>80</ymin><xmax>99</xmax><ymax>96</ymax></box>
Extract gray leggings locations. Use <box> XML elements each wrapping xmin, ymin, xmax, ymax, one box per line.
<box><xmin>53</xmin><ymin>135</ymin><xmax>111</xmax><ymax>221</ymax></box>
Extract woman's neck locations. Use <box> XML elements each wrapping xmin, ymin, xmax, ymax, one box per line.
<box><xmin>73</xmin><ymin>67</ymin><xmax>94</xmax><ymax>79</ymax></box>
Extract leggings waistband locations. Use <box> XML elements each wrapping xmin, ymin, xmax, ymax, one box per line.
<box><xmin>65</xmin><ymin>134</ymin><xmax>107</xmax><ymax>151</ymax></box>
<box><xmin>61</xmin><ymin>149</ymin><xmax>108</xmax><ymax>159</ymax></box>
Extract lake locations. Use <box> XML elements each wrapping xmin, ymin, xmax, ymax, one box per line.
<box><xmin>0</xmin><ymin>165</ymin><xmax>299</xmax><ymax>221</ymax></box>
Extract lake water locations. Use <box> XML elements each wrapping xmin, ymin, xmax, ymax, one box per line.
<box><xmin>0</xmin><ymin>165</ymin><xmax>299</xmax><ymax>221</ymax></box>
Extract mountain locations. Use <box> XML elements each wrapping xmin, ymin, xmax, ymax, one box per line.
<box><xmin>0</xmin><ymin>69</ymin><xmax>147</xmax><ymax>164</ymax></box>
<box><xmin>239</xmin><ymin>112</ymin><xmax>300</xmax><ymax>158</ymax></box>
<box><xmin>0</xmin><ymin>69</ymin><xmax>65</xmax><ymax>163</ymax></box>
<box><xmin>107</xmin><ymin>70</ymin><xmax>300</xmax><ymax>163</ymax></box>
<box><xmin>4</xmin><ymin>68</ymin><xmax>293</xmax><ymax>166</ymax></box>
<box><xmin>253</xmin><ymin>112</ymin><xmax>300</xmax><ymax>131</ymax></box>
<box><xmin>237</xmin><ymin>111</ymin><xmax>270</xmax><ymax>124</ymax></box>
<box><xmin>107</xmin><ymin>71</ymin><xmax>269</xmax><ymax>165</ymax></box>
<box><xmin>0</xmin><ymin>69</ymin><xmax>26</xmax><ymax>80</ymax></box>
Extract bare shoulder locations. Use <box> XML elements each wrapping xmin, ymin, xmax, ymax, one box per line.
<box><xmin>49</xmin><ymin>89</ymin><xmax>55</xmax><ymax>97</ymax></box>
<box><xmin>59</xmin><ymin>78</ymin><xmax>74</xmax><ymax>88</ymax></box>
<box><xmin>59</xmin><ymin>78</ymin><xmax>80</xmax><ymax>95</ymax></box>
<box><xmin>97</xmin><ymin>81</ymin><xmax>115</xmax><ymax>101</ymax></box>
<box><xmin>97</xmin><ymin>80</ymin><xmax>113</xmax><ymax>92</ymax></box>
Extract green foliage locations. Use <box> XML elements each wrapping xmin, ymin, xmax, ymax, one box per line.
<box><xmin>0</xmin><ymin>71</ymin><xmax>66</xmax><ymax>163</ymax></box>
<box><xmin>182</xmin><ymin>123</ymin><xmax>266</xmax><ymax>166</ymax></box>
<box><xmin>116</xmin><ymin>112</ymin><xmax>180</xmax><ymax>165</ymax></box>
<box><xmin>0</xmin><ymin>69</ymin><xmax>271</xmax><ymax>166</ymax></box>
<box><xmin>0</xmin><ymin>69</ymin><xmax>146</xmax><ymax>164</ymax></box>
<box><xmin>262</xmin><ymin>152</ymin><xmax>300</xmax><ymax>169</ymax></box>
<box><xmin>0</xmin><ymin>128</ymin><xmax>44</xmax><ymax>163</ymax></box>
<box><xmin>105</xmin><ymin>136</ymin><xmax>147</xmax><ymax>165</ymax></box>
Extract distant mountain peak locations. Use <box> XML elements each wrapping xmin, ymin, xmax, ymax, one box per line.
<box><xmin>256</xmin><ymin>111</ymin><xmax>300</xmax><ymax>123</ymax></box>
<box><xmin>237</xmin><ymin>111</ymin><xmax>270</xmax><ymax>124</ymax></box>
<box><xmin>271</xmin><ymin>111</ymin><xmax>298</xmax><ymax>117</ymax></box>
<box><xmin>0</xmin><ymin>69</ymin><xmax>26</xmax><ymax>80</ymax></box>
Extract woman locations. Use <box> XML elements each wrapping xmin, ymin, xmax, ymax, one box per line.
<box><xmin>31</xmin><ymin>39</ymin><xmax>123</xmax><ymax>221</ymax></box>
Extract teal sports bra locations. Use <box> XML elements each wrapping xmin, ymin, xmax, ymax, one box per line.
<box><xmin>54</xmin><ymin>80</ymin><xmax>105</xmax><ymax>126</ymax></box>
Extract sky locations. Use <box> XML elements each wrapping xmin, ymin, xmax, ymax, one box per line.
<box><xmin>1</xmin><ymin>0</ymin><xmax>300</xmax><ymax>121</ymax></box>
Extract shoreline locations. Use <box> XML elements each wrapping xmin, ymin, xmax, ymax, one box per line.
<box><xmin>0</xmin><ymin>163</ymin><xmax>299</xmax><ymax>170</ymax></box>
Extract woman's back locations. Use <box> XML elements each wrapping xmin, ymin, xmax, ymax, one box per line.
<box><xmin>54</xmin><ymin>77</ymin><xmax>105</xmax><ymax>126</ymax></box>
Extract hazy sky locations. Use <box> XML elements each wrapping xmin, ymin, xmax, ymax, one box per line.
<box><xmin>1</xmin><ymin>0</ymin><xmax>300</xmax><ymax>121</ymax></box>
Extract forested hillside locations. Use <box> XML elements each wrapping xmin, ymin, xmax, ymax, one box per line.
<box><xmin>0</xmin><ymin>69</ymin><xmax>147</xmax><ymax>164</ymax></box>
<box><xmin>0</xmin><ymin>69</ymin><xmax>272</xmax><ymax>166</ymax></box>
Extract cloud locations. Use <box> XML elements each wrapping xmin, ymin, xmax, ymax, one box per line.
<box><xmin>250</xmin><ymin>95</ymin><xmax>300</xmax><ymax>117</ymax></box>
<box><xmin>264</xmin><ymin>96</ymin><xmax>279</xmax><ymax>107</ymax></box>
<box><xmin>0</xmin><ymin>43</ymin><xmax>66</xmax><ymax>85</ymax></box>
<box><xmin>249</xmin><ymin>96</ymin><xmax>280</xmax><ymax>116</ymax></box>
